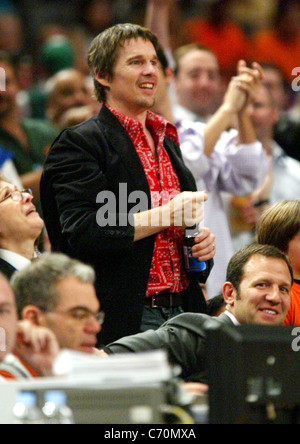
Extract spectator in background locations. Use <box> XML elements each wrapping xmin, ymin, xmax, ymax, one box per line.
<box><xmin>45</xmin><ymin>69</ymin><xmax>98</xmax><ymax>130</ymax></box>
<box><xmin>80</xmin><ymin>0</ymin><xmax>116</xmax><ymax>40</ymax></box>
<box><xmin>0</xmin><ymin>8</ymin><xmax>25</xmax><ymax>58</ymax></box>
<box><xmin>145</xmin><ymin>0</ymin><xmax>231</xmax><ymax>122</ymax></box>
<box><xmin>0</xmin><ymin>51</ymin><xmax>58</xmax><ymax>198</ymax></box>
<box><xmin>183</xmin><ymin>0</ymin><xmax>249</xmax><ymax>81</ymax></box>
<box><xmin>228</xmin><ymin>83</ymin><xmax>300</xmax><ymax>251</ymax></box>
<box><xmin>261</xmin><ymin>64</ymin><xmax>290</xmax><ymax>112</ymax></box>
<box><xmin>0</xmin><ymin>273</ymin><xmax>59</xmax><ymax>380</ymax></box>
<box><xmin>40</xmin><ymin>35</ymin><xmax>75</xmax><ymax>78</ymax></box>
<box><xmin>256</xmin><ymin>200</ymin><xmax>300</xmax><ymax>327</ymax></box>
<box><xmin>252</xmin><ymin>0</ymin><xmax>300</xmax><ymax>85</ymax></box>
<box><xmin>26</xmin><ymin>34</ymin><xmax>76</xmax><ymax>120</ymax></box>
<box><xmin>259</xmin><ymin>63</ymin><xmax>300</xmax><ymax>164</ymax></box>
<box><xmin>176</xmin><ymin>63</ymin><xmax>267</xmax><ymax>299</ymax></box>
<box><xmin>0</xmin><ymin>174</ymin><xmax>44</xmax><ymax>279</ymax></box>
<box><xmin>172</xmin><ymin>42</ymin><xmax>223</xmax><ymax>122</ymax></box>
<box><xmin>11</xmin><ymin>253</ymin><xmax>103</xmax><ymax>354</ymax></box>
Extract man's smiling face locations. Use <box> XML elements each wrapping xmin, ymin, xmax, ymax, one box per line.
<box><xmin>224</xmin><ymin>255</ymin><xmax>292</xmax><ymax>326</ymax></box>
<box><xmin>96</xmin><ymin>37</ymin><xmax>159</xmax><ymax>118</ymax></box>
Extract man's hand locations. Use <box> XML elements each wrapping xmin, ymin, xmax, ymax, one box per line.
<box><xmin>134</xmin><ymin>191</ymin><xmax>208</xmax><ymax>242</ymax></box>
<box><xmin>237</xmin><ymin>60</ymin><xmax>264</xmax><ymax>83</ymax></box>
<box><xmin>223</xmin><ymin>60</ymin><xmax>264</xmax><ymax>114</ymax></box>
<box><xmin>168</xmin><ymin>191</ymin><xmax>208</xmax><ymax>229</ymax></box>
<box><xmin>15</xmin><ymin>320</ymin><xmax>59</xmax><ymax>377</ymax></box>
<box><xmin>192</xmin><ymin>227</ymin><xmax>216</xmax><ymax>262</ymax></box>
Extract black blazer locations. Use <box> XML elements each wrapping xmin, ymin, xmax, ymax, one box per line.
<box><xmin>105</xmin><ymin>312</ymin><xmax>234</xmax><ymax>383</ymax></box>
<box><xmin>0</xmin><ymin>258</ymin><xmax>16</xmax><ymax>280</ymax></box>
<box><xmin>41</xmin><ymin>106</ymin><xmax>208</xmax><ymax>344</ymax></box>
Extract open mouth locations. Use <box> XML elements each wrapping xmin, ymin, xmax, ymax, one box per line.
<box><xmin>259</xmin><ymin>308</ymin><xmax>279</xmax><ymax>318</ymax></box>
<box><xmin>25</xmin><ymin>206</ymin><xmax>37</xmax><ymax>216</ymax></box>
<box><xmin>139</xmin><ymin>82</ymin><xmax>155</xmax><ymax>90</ymax></box>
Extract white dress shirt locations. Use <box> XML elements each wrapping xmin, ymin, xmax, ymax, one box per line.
<box><xmin>177</xmin><ymin>119</ymin><xmax>268</xmax><ymax>299</ymax></box>
<box><xmin>231</xmin><ymin>141</ymin><xmax>300</xmax><ymax>251</ymax></box>
<box><xmin>271</xmin><ymin>142</ymin><xmax>300</xmax><ymax>203</ymax></box>
<box><xmin>224</xmin><ymin>310</ymin><xmax>241</xmax><ymax>326</ymax></box>
<box><xmin>0</xmin><ymin>249</ymin><xmax>32</xmax><ymax>272</ymax></box>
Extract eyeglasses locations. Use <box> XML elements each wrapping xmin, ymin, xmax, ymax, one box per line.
<box><xmin>0</xmin><ymin>188</ymin><xmax>33</xmax><ymax>205</ymax></box>
<box><xmin>52</xmin><ymin>308</ymin><xmax>105</xmax><ymax>325</ymax></box>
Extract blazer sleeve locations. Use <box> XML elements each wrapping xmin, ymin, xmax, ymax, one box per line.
<box><xmin>105</xmin><ymin>315</ymin><xmax>209</xmax><ymax>383</ymax></box>
<box><xmin>41</xmin><ymin>125</ymin><xmax>135</xmax><ymax>262</ymax></box>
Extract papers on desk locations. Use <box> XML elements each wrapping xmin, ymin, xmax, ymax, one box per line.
<box><xmin>53</xmin><ymin>349</ymin><xmax>177</xmax><ymax>387</ymax></box>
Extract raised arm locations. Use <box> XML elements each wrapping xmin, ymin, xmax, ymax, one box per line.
<box><xmin>204</xmin><ymin>61</ymin><xmax>264</xmax><ymax>156</ymax></box>
<box><xmin>145</xmin><ymin>0</ymin><xmax>177</xmax><ymax>51</ymax></box>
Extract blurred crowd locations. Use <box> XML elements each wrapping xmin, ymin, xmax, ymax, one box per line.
<box><xmin>0</xmin><ymin>0</ymin><xmax>300</xmax><ymax>390</ymax></box>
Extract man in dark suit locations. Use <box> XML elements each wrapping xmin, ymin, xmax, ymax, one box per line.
<box><xmin>105</xmin><ymin>244</ymin><xmax>293</xmax><ymax>383</ymax></box>
<box><xmin>40</xmin><ymin>24</ymin><xmax>215</xmax><ymax>345</ymax></box>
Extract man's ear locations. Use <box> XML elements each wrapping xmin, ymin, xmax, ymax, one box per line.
<box><xmin>21</xmin><ymin>305</ymin><xmax>44</xmax><ymax>326</ymax></box>
<box><xmin>222</xmin><ymin>282</ymin><xmax>237</xmax><ymax>307</ymax></box>
<box><xmin>94</xmin><ymin>69</ymin><xmax>111</xmax><ymax>89</ymax></box>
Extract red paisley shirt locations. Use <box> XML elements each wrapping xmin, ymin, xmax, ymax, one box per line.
<box><xmin>108</xmin><ymin>105</ymin><xmax>189</xmax><ymax>296</ymax></box>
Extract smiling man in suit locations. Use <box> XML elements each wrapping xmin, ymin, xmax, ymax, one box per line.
<box><xmin>105</xmin><ymin>244</ymin><xmax>293</xmax><ymax>383</ymax></box>
<box><xmin>40</xmin><ymin>24</ymin><xmax>215</xmax><ymax>345</ymax></box>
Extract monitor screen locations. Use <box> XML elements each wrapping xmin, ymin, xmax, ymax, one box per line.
<box><xmin>205</xmin><ymin>320</ymin><xmax>300</xmax><ymax>424</ymax></box>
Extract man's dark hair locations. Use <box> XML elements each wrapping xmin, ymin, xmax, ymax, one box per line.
<box><xmin>207</xmin><ymin>293</ymin><xmax>226</xmax><ymax>317</ymax></box>
<box><xmin>226</xmin><ymin>243</ymin><xmax>294</xmax><ymax>292</ymax></box>
<box><xmin>88</xmin><ymin>23</ymin><xmax>161</xmax><ymax>103</ymax></box>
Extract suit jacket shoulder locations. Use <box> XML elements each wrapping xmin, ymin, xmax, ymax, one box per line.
<box><xmin>106</xmin><ymin>312</ymin><xmax>234</xmax><ymax>382</ymax></box>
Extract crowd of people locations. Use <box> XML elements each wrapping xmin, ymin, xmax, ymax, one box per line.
<box><xmin>0</xmin><ymin>0</ymin><xmax>299</xmax><ymax>398</ymax></box>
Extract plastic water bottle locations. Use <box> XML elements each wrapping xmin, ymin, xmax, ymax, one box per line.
<box><xmin>42</xmin><ymin>391</ymin><xmax>75</xmax><ymax>424</ymax></box>
<box><xmin>183</xmin><ymin>225</ymin><xmax>211</xmax><ymax>282</ymax></box>
<box><xmin>13</xmin><ymin>391</ymin><xmax>45</xmax><ymax>424</ymax></box>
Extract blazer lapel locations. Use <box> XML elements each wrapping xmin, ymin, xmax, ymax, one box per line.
<box><xmin>98</xmin><ymin>107</ymin><xmax>151</xmax><ymax>199</ymax></box>
<box><xmin>164</xmin><ymin>137</ymin><xmax>197</xmax><ymax>192</ymax></box>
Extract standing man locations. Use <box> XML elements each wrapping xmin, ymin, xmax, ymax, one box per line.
<box><xmin>41</xmin><ymin>24</ymin><xmax>215</xmax><ymax>345</ymax></box>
